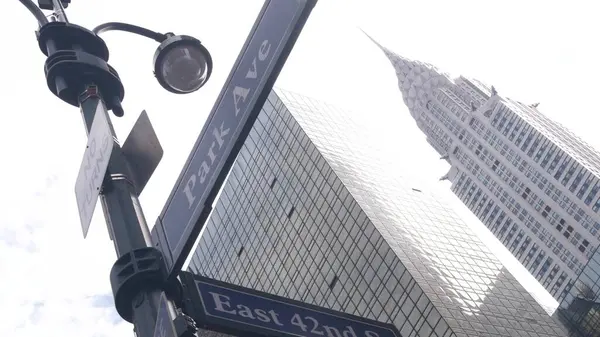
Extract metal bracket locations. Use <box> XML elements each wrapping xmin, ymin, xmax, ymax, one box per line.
<box><xmin>37</xmin><ymin>22</ymin><xmax>125</xmax><ymax>116</ymax></box>
<box><xmin>78</xmin><ymin>85</ymin><xmax>100</xmax><ymax>103</ymax></box>
<box><xmin>110</xmin><ymin>247</ymin><xmax>166</xmax><ymax>322</ymax></box>
<box><xmin>173</xmin><ymin>312</ymin><xmax>199</xmax><ymax>337</ymax></box>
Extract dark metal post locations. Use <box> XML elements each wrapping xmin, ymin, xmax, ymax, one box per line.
<box><xmin>29</xmin><ymin>11</ymin><xmax>194</xmax><ymax>337</ymax></box>
<box><xmin>20</xmin><ymin>1</ymin><xmax>210</xmax><ymax>336</ymax></box>
<box><xmin>78</xmin><ymin>86</ymin><xmax>165</xmax><ymax>337</ymax></box>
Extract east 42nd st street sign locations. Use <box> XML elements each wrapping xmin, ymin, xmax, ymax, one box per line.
<box><xmin>180</xmin><ymin>272</ymin><xmax>403</xmax><ymax>337</ymax></box>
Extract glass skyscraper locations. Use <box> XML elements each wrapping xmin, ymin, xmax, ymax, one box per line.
<box><xmin>188</xmin><ymin>88</ymin><xmax>566</xmax><ymax>337</ymax></box>
<box><xmin>554</xmin><ymin>251</ymin><xmax>600</xmax><ymax>336</ymax></box>
<box><xmin>366</xmin><ymin>34</ymin><xmax>600</xmax><ymax>304</ymax></box>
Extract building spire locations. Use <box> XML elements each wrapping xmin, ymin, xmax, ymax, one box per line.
<box><xmin>360</xmin><ymin>29</ymin><xmax>451</xmax><ymax>117</ymax></box>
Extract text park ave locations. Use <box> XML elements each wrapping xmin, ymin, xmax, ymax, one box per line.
<box><xmin>182</xmin><ymin>39</ymin><xmax>272</xmax><ymax>208</ymax></box>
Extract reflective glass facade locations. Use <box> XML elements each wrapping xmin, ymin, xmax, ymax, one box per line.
<box><xmin>555</xmin><ymin>248</ymin><xmax>600</xmax><ymax>336</ymax></box>
<box><xmin>189</xmin><ymin>88</ymin><xmax>567</xmax><ymax>337</ymax></box>
<box><xmin>366</xmin><ymin>34</ymin><xmax>600</xmax><ymax>304</ymax></box>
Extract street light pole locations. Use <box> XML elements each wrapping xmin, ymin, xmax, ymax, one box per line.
<box><xmin>17</xmin><ymin>1</ymin><xmax>213</xmax><ymax>336</ymax></box>
<box><xmin>45</xmin><ymin>23</ymin><xmax>182</xmax><ymax>337</ymax></box>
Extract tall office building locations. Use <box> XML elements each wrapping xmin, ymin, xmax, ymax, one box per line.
<box><xmin>188</xmin><ymin>88</ymin><xmax>567</xmax><ymax>337</ymax></box>
<box><xmin>366</xmin><ymin>34</ymin><xmax>600</xmax><ymax>303</ymax></box>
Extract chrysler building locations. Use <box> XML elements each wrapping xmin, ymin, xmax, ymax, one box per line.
<box><xmin>366</xmin><ymin>34</ymin><xmax>600</xmax><ymax>303</ymax></box>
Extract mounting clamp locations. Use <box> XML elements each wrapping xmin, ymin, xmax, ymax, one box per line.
<box><xmin>36</xmin><ymin>21</ymin><xmax>126</xmax><ymax>116</ymax></box>
<box><xmin>110</xmin><ymin>247</ymin><xmax>182</xmax><ymax>323</ymax></box>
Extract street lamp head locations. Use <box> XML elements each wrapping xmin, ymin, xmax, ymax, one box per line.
<box><xmin>153</xmin><ymin>34</ymin><xmax>213</xmax><ymax>94</ymax></box>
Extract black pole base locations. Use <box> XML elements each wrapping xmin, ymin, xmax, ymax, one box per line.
<box><xmin>110</xmin><ymin>247</ymin><xmax>182</xmax><ymax>323</ymax></box>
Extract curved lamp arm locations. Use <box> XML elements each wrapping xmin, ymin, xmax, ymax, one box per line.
<box><xmin>93</xmin><ymin>22</ymin><xmax>168</xmax><ymax>43</ymax></box>
<box><xmin>19</xmin><ymin>0</ymin><xmax>49</xmax><ymax>26</ymax></box>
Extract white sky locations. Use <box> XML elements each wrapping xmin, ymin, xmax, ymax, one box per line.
<box><xmin>2</xmin><ymin>0</ymin><xmax>599</xmax><ymax>335</ymax></box>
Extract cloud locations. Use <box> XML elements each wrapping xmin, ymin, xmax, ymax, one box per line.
<box><xmin>0</xmin><ymin>159</ymin><xmax>129</xmax><ymax>337</ymax></box>
<box><xmin>89</xmin><ymin>294</ymin><xmax>114</xmax><ymax>309</ymax></box>
<box><xmin>28</xmin><ymin>301</ymin><xmax>45</xmax><ymax>325</ymax></box>
<box><xmin>0</xmin><ymin>227</ymin><xmax>38</xmax><ymax>252</ymax></box>
<box><xmin>6</xmin><ymin>295</ymin><xmax>130</xmax><ymax>337</ymax></box>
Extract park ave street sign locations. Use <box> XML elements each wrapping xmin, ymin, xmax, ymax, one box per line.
<box><xmin>74</xmin><ymin>102</ymin><xmax>115</xmax><ymax>237</ymax></box>
<box><xmin>180</xmin><ymin>272</ymin><xmax>403</xmax><ymax>337</ymax></box>
<box><xmin>151</xmin><ymin>0</ymin><xmax>317</xmax><ymax>280</ymax></box>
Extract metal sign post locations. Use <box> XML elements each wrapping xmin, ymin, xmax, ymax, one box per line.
<box><xmin>152</xmin><ymin>0</ymin><xmax>317</xmax><ymax>280</ymax></box>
